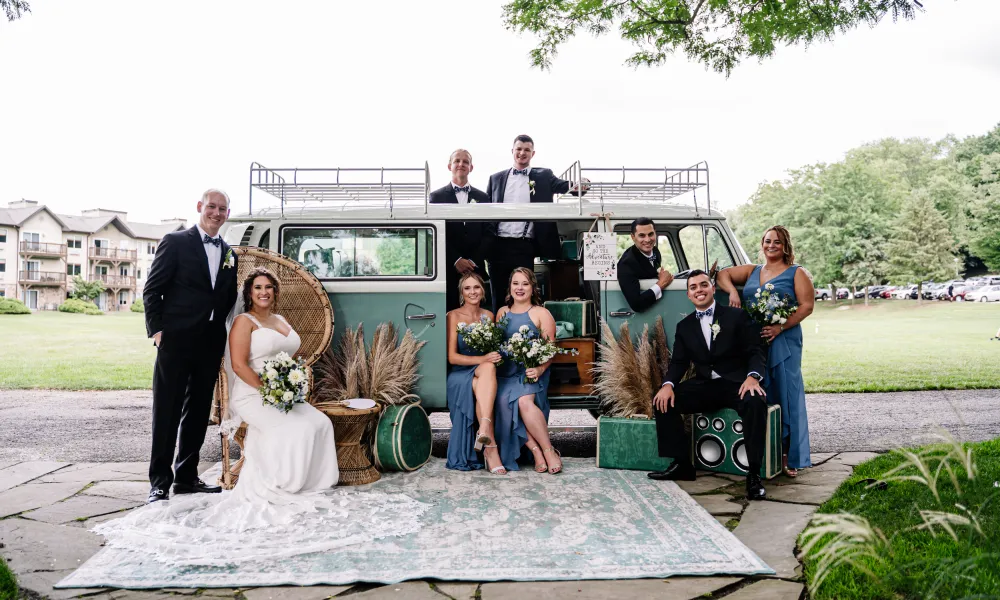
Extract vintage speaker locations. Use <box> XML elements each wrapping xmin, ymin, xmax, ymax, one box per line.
<box><xmin>693</xmin><ymin>404</ymin><xmax>781</xmax><ymax>479</ymax></box>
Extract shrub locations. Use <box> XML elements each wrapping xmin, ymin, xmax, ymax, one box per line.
<box><xmin>59</xmin><ymin>298</ymin><xmax>103</xmax><ymax>315</ymax></box>
<box><xmin>130</xmin><ymin>297</ymin><xmax>145</xmax><ymax>313</ymax></box>
<box><xmin>0</xmin><ymin>298</ymin><xmax>31</xmax><ymax>315</ymax></box>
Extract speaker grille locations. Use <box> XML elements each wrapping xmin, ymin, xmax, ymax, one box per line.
<box><xmin>696</xmin><ymin>435</ymin><xmax>726</xmax><ymax>468</ymax></box>
<box><xmin>732</xmin><ymin>439</ymin><xmax>749</xmax><ymax>472</ymax></box>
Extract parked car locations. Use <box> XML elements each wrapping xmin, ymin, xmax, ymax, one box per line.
<box><xmin>867</xmin><ymin>285</ymin><xmax>887</xmax><ymax>298</ymax></box>
<box><xmin>836</xmin><ymin>288</ymin><xmax>850</xmax><ymax>300</ymax></box>
<box><xmin>893</xmin><ymin>285</ymin><xmax>916</xmax><ymax>299</ymax></box>
<box><xmin>936</xmin><ymin>285</ymin><xmax>966</xmax><ymax>301</ymax></box>
<box><xmin>922</xmin><ymin>283</ymin><xmax>945</xmax><ymax>300</ymax></box>
<box><xmin>815</xmin><ymin>286</ymin><xmax>833</xmax><ymax>301</ymax></box>
<box><xmin>967</xmin><ymin>285</ymin><xmax>1000</xmax><ymax>302</ymax></box>
<box><xmin>879</xmin><ymin>286</ymin><xmax>897</xmax><ymax>299</ymax></box>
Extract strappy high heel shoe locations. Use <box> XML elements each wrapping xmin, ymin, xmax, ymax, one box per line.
<box><xmin>484</xmin><ymin>444</ymin><xmax>507</xmax><ymax>475</ymax></box>
<box><xmin>474</xmin><ymin>417</ymin><xmax>494</xmax><ymax>452</ymax></box>
<box><xmin>544</xmin><ymin>447</ymin><xmax>563</xmax><ymax>474</ymax></box>
<box><xmin>528</xmin><ymin>445</ymin><xmax>548</xmax><ymax>473</ymax></box>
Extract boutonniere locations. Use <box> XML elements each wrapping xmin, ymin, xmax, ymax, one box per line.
<box><xmin>223</xmin><ymin>248</ymin><xmax>234</xmax><ymax>269</ymax></box>
<box><xmin>528</xmin><ymin>180</ymin><xmax>536</xmax><ymax>196</ymax></box>
<box><xmin>710</xmin><ymin>322</ymin><xmax>721</xmax><ymax>341</ymax></box>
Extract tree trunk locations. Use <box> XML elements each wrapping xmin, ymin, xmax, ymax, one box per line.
<box><xmin>851</xmin><ymin>286</ymin><xmax>856</xmax><ymax>305</ymax></box>
<box><xmin>864</xmin><ymin>285</ymin><xmax>869</xmax><ymax>307</ymax></box>
<box><xmin>917</xmin><ymin>283</ymin><xmax>923</xmax><ymax>306</ymax></box>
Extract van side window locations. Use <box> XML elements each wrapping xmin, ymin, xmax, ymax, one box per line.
<box><xmin>614</xmin><ymin>230</ymin><xmax>680</xmax><ymax>272</ymax></box>
<box><xmin>706</xmin><ymin>227</ymin><xmax>735</xmax><ymax>270</ymax></box>
<box><xmin>281</xmin><ymin>227</ymin><xmax>434</xmax><ymax>279</ymax></box>
<box><xmin>677</xmin><ymin>225</ymin><xmax>706</xmax><ymax>271</ymax></box>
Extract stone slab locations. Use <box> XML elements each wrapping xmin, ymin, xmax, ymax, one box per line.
<box><xmin>38</xmin><ymin>464</ymin><xmax>148</xmax><ymax>484</ymax></box>
<box><xmin>108</xmin><ymin>592</ymin><xmax>179</xmax><ymax>600</ymax></box>
<box><xmin>766</xmin><ymin>483</ymin><xmax>839</xmax><ymax>506</ymax></box>
<box><xmin>349</xmin><ymin>582</ymin><xmax>441</xmax><ymax>599</ymax></box>
<box><xmin>481</xmin><ymin>577</ymin><xmax>739</xmax><ymax>599</ymax></box>
<box><xmin>693</xmin><ymin>494</ymin><xmax>743</xmax><ymax>516</ymax></box>
<box><xmin>106</xmin><ymin>462</ymin><xmax>150</xmax><ymax>475</ymax></box>
<box><xmin>810</xmin><ymin>452</ymin><xmax>837</xmax><ymax>465</ymax></box>
<box><xmin>0</xmin><ymin>461</ymin><xmax>70</xmax><ymax>493</ymax></box>
<box><xmin>776</xmin><ymin>464</ymin><xmax>852</xmax><ymax>488</ymax></box>
<box><xmin>68</xmin><ymin>508</ymin><xmax>137</xmax><ymax>528</ymax></box>
<box><xmin>674</xmin><ymin>475</ymin><xmax>732</xmax><ymax>494</ymax></box>
<box><xmin>0</xmin><ymin>482</ymin><xmax>88</xmax><ymax>518</ymax></box>
<box><xmin>22</xmin><ymin>494</ymin><xmax>142</xmax><ymax>524</ymax></box>
<box><xmin>433</xmin><ymin>583</ymin><xmax>480</xmax><ymax>599</ymax></box>
<box><xmin>0</xmin><ymin>517</ymin><xmax>104</xmax><ymax>573</ymax></box>
<box><xmin>12</xmin><ymin>568</ymin><xmax>105</xmax><ymax>599</ymax></box>
<box><xmin>82</xmin><ymin>480</ymin><xmax>151</xmax><ymax>502</ymax></box>
<box><xmin>725</xmin><ymin>579</ymin><xmax>804</xmax><ymax>599</ymax></box>
<box><xmin>734</xmin><ymin>501</ymin><xmax>817</xmax><ymax>579</ymax></box>
<box><xmin>243</xmin><ymin>586</ymin><xmax>353</xmax><ymax>600</ymax></box>
<box><xmin>828</xmin><ymin>452</ymin><xmax>880</xmax><ymax>467</ymax></box>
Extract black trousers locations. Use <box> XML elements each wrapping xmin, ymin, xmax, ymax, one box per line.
<box><xmin>488</xmin><ymin>238</ymin><xmax>536</xmax><ymax>313</ymax></box>
<box><xmin>149</xmin><ymin>324</ymin><xmax>227</xmax><ymax>490</ymax></box>
<box><xmin>654</xmin><ymin>377</ymin><xmax>768</xmax><ymax>472</ymax></box>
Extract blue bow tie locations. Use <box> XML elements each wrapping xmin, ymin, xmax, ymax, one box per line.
<box><xmin>512</xmin><ymin>168</ymin><xmax>529</xmax><ymax>176</ymax></box>
<box><xmin>696</xmin><ymin>307</ymin><xmax>714</xmax><ymax>320</ymax></box>
<box><xmin>203</xmin><ymin>234</ymin><xmax>222</xmax><ymax>247</ymax></box>
<box><xmin>453</xmin><ymin>185</ymin><xmax>470</xmax><ymax>194</ymax></box>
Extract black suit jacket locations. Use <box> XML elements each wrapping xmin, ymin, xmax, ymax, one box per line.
<box><xmin>485</xmin><ymin>167</ymin><xmax>583</xmax><ymax>260</ymax></box>
<box><xmin>143</xmin><ymin>226</ymin><xmax>239</xmax><ymax>337</ymax></box>
<box><xmin>428</xmin><ymin>184</ymin><xmax>494</xmax><ymax>278</ymax></box>
<box><xmin>663</xmin><ymin>305</ymin><xmax>766</xmax><ymax>386</ymax></box>
<box><xmin>617</xmin><ymin>244</ymin><xmax>662</xmax><ymax>312</ymax></box>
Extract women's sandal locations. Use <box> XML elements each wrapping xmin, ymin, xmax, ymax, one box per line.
<box><xmin>474</xmin><ymin>417</ymin><xmax>494</xmax><ymax>452</ymax></box>
<box><xmin>544</xmin><ymin>447</ymin><xmax>562</xmax><ymax>475</ymax></box>
<box><xmin>528</xmin><ymin>445</ymin><xmax>548</xmax><ymax>473</ymax></box>
<box><xmin>782</xmin><ymin>454</ymin><xmax>797</xmax><ymax>478</ymax></box>
<box><xmin>484</xmin><ymin>444</ymin><xmax>507</xmax><ymax>475</ymax></box>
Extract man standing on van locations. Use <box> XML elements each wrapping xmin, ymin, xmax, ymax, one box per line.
<box><xmin>617</xmin><ymin>218</ymin><xmax>674</xmax><ymax>312</ymax></box>
<box><xmin>429</xmin><ymin>149</ymin><xmax>493</xmax><ymax>311</ymax></box>
<box><xmin>485</xmin><ymin>134</ymin><xmax>586</xmax><ymax>309</ymax></box>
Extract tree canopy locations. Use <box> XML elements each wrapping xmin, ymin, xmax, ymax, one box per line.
<box><xmin>2</xmin><ymin>0</ymin><xmax>30</xmax><ymax>22</ymax></box>
<box><xmin>502</xmin><ymin>0</ymin><xmax>925</xmax><ymax>75</ymax></box>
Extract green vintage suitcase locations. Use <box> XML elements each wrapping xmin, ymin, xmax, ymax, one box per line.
<box><xmin>596</xmin><ymin>415</ymin><xmax>692</xmax><ymax>471</ymax></box>
<box><xmin>374</xmin><ymin>403</ymin><xmax>432</xmax><ymax>472</ymax></box>
<box><xmin>692</xmin><ymin>404</ymin><xmax>782</xmax><ymax>479</ymax></box>
<box><xmin>544</xmin><ymin>299</ymin><xmax>597</xmax><ymax>336</ymax></box>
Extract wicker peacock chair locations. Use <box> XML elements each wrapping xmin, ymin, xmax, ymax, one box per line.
<box><xmin>212</xmin><ymin>246</ymin><xmax>334</xmax><ymax>490</ymax></box>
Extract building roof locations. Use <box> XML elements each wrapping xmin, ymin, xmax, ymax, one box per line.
<box><xmin>0</xmin><ymin>205</ymin><xmax>70</xmax><ymax>229</ymax></box>
<box><xmin>2</xmin><ymin>201</ymin><xmax>185</xmax><ymax>240</ymax></box>
<box><xmin>128</xmin><ymin>221</ymin><xmax>187</xmax><ymax>240</ymax></box>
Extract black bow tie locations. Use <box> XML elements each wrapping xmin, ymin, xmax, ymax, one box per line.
<box><xmin>203</xmin><ymin>234</ymin><xmax>222</xmax><ymax>247</ymax></box>
<box><xmin>512</xmin><ymin>168</ymin><xmax>529</xmax><ymax>176</ymax></box>
<box><xmin>453</xmin><ymin>185</ymin><xmax>470</xmax><ymax>194</ymax></box>
<box><xmin>696</xmin><ymin>307</ymin><xmax>714</xmax><ymax>319</ymax></box>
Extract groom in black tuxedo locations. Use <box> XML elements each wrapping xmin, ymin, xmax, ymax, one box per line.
<box><xmin>617</xmin><ymin>217</ymin><xmax>674</xmax><ymax>312</ymax></box>
<box><xmin>648</xmin><ymin>270</ymin><xmax>770</xmax><ymax>500</ymax></box>
<box><xmin>485</xmin><ymin>134</ymin><xmax>587</xmax><ymax>309</ymax></box>
<box><xmin>143</xmin><ymin>189</ymin><xmax>239</xmax><ymax>503</ymax></box>
<box><xmin>428</xmin><ymin>149</ymin><xmax>493</xmax><ymax>311</ymax></box>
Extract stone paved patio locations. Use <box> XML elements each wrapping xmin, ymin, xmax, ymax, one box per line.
<box><xmin>0</xmin><ymin>452</ymin><xmax>877</xmax><ymax>600</ymax></box>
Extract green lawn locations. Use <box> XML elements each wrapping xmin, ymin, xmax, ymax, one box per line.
<box><xmin>0</xmin><ymin>558</ymin><xmax>16</xmax><ymax>600</ymax></box>
<box><xmin>1</xmin><ymin>301</ymin><xmax>998</xmax><ymax>391</ymax></box>
<box><xmin>0</xmin><ymin>312</ymin><xmax>154</xmax><ymax>390</ymax></box>
<box><xmin>802</xmin><ymin>300</ymin><xmax>1000</xmax><ymax>392</ymax></box>
<box><xmin>802</xmin><ymin>437</ymin><xmax>1000</xmax><ymax>599</ymax></box>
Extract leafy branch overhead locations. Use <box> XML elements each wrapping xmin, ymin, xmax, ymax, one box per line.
<box><xmin>2</xmin><ymin>0</ymin><xmax>30</xmax><ymax>22</ymax></box>
<box><xmin>502</xmin><ymin>0</ymin><xmax>924</xmax><ymax>75</ymax></box>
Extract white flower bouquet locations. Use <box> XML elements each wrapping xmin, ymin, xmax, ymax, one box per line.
<box><xmin>457</xmin><ymin>315</ymin><xmax>508</xmax><ymax>360</ymax></box>
<box><xmin>257</xmin><ymin>351</ymin><xmax>309</xmax><ymax>413</ymax></box>
<box><xmin>745</xmin><ymin>282</ymin><xmax>798</xmax><ymax>330</ymax></box>
<box><xmin>501</xmin><ymin>324</ymin><xmax>577</xmax><ymax>384</ymax></box>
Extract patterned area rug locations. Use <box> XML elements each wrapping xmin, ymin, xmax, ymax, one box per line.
<box><xmin>57</xmin><ymin>458</ymin><xmax>772</xmax><ymax>588</ymax></box>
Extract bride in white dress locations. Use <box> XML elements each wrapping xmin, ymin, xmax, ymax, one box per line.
<box><xmin>93</xmin><ymin>268</ymin><xmax>427</xmax><ymax>568</ymax></box>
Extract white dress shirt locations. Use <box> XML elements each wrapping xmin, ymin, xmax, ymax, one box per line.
<box><xmin>196</xmin><ymin>224</ymin><xmax>221</xmax><ymax>321</ymax></box>
<box><xmin>497</xmin><ymin>168</ymin><xmax>534</xmax><ymax>239</ymax></box>
<box><xmin>453</xmin><ymin>184</ymin><xmax>469</xmax><ymax>205</ymax></box>
<box><xmin>642</xmin><ymin>250</ymin><xmax>663</xmax><ymax>300</ymax></box>
<box><xmin>697</xmin><ymin>302</ymin><xmax>722</xmax><ymax>380</ymax></box>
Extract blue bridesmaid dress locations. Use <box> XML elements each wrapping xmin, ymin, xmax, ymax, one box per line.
<box><xmin>445</xmin><ymin>334</ymin><xmax>484</xmax><ymax>471</ymax></box>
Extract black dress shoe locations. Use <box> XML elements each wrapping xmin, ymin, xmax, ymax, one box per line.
<box><xmin>648</xmin><ymin>462</ymin><xmax>697</xmax><ymax>481</ymax></box>
<box><xmin>746</xmin><ymin>473</ymin><xmax>767</xmax><ymax>501</ymax></box>
<box><xmin>147</xmin><ymin>487</ymin><xmax>169</xmax><ymax>503</ymax></box>
<box><xmin>173</xmin><ymin>478</ymin><xmax>222</xmax><ymax>495</ymax></box>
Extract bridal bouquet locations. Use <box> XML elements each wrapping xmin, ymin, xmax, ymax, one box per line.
<box><xmin>258</xmin><ymin>351</ymin><xmax>309</xmax><ymax>413</ymax></box>
<box><xmin>745</xmin><ymin>282</ymin><xmax>798</xmax><ymax>329</ymax></box>
<box><xmin>457</xmin><ymin>315</ymin><xmax>508</xmax><ymax>360</ymax></box>
<box><xmin>501</xmin><ymin>324</ymin><xmax>577</xmax><ymax>384</ymax></box>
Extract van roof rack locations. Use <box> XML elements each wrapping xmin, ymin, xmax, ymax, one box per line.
<box><xmin>248</xmin><ymin>161</ymin><xmax>711</xmax><ymax>217</ymax></box>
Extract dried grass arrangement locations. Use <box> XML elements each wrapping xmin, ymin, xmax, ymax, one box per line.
<box><xmin>591</xmin><ymin>317</ymin><xmax>671</xmax><ymax>418</ymax></box>
<box><xmin>311</xmin><ymin>322</ymin><xmax>426</xmax><ymax>410</ymax></box>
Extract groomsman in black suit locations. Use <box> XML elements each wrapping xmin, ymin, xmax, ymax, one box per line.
<box><xmin>648</xmin><ymin>270</ymin><xmax>769</xmax><ymax>500</ymax></box>
<box><xmin>485</xmin><ymin>134</ymin><xmax>587</xmax><ymax>308</ymax></box>
<box><xmin>429</xmin><ymin>149</ymin><xmax>493</xmax><ymax>311</ymax></box>
<box><xmin>617</xmin><ymin>217</ymin><xmax>674</xmax><ymax>312</ymax></box>
<box><xmin>143</xmin><ymin>189</ymin><xmax>239</xmax><ymax>503</ymax></box>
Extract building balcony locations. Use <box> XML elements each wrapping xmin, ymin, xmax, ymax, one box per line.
<box><xmin>19</xmin><ymin>241</ymin><xmax>67</xmax><ymax>258</ymax></box>
<box><xmin>89</xmin><ymin>246</ymin><xmax>137</xmax><ymax>262</ymax></box>
<box><xmin>93</xmin><ymin>274</ymin><xmax>136</xmax><ymax>289</ymax></box>
<box><xmin>18</xmin><ymin>270</ymin><xmax>67</xmax><ymax>286</ymax></box>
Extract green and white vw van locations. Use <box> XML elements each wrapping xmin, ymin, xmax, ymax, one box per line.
<box><xmin>221</xmin><ymin>162</ymin><xmax>749</xmax><ymax>414</ymax></box>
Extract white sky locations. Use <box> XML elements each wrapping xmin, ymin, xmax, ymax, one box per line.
<box><xmin>2</xmin><ymin>0</ymin><xmax>998</xmax><ymax>224</ymax></box>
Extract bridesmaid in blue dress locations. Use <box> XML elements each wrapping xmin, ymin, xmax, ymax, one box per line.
<box><xmin>494</xmin><ymin>267</ymin><xmax>562</xmax><ymax>474</ymax></box>
<box><xmin>717</xmin><ymin>226</ymin><xmax>816</xmax><ymax>476</ymax></box>
<box><xmin>445</xmin><ymin>273</ymin><xmax>505</xmax><ymax>473</ymax></box>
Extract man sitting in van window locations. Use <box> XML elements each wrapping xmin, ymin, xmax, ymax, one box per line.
<box><xmin>485</xmin><ymin>134</ymin><xmax>587</xmax><ymax>309</ymax></box>
<box><xmin>429</xmin><ymin>149</ymin><xmax>493</xmax><ymax>311</ymax></box>
<box><xmin>617</xmin><ymin>218</ymin><xmax>674</xmax><ymax>312</ymax></box>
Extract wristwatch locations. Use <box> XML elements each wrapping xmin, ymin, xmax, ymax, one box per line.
<box><xmin>749</xmin><ymin>372</ymin><xmax>763</xmax><ymax>382</ymax></box>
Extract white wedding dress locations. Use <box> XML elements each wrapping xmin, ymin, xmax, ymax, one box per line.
<box><xmin>93</xmin><ymin>314</ymin><xmax>428</xmax><ymax>568</ymax></box>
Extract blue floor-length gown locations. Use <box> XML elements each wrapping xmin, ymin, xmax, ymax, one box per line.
<box><xmin>493</xmin><ymin>310</ymin><xmax>551</xmax><ymax>472</ymax></box>
<box><xmin>445</xmin><ymin>335</ymin><xmax>484</xmax><ymax>471</ymax></box>
<box><xmin>743</xmin><ymin>265</ymin><xmax>812</xmax><ymax>469</ymax></box>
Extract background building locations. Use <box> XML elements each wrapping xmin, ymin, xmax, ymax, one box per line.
<box><xmin>0</xmin><ymin>200</ymin><xmax>186</xmax><ymax>311</ymax></box>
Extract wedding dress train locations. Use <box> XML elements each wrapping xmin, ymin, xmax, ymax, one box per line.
<box><xmin>94</xmin><ymin>315</ymin><xmax>427</xmax><ymax>568</ymax></box>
